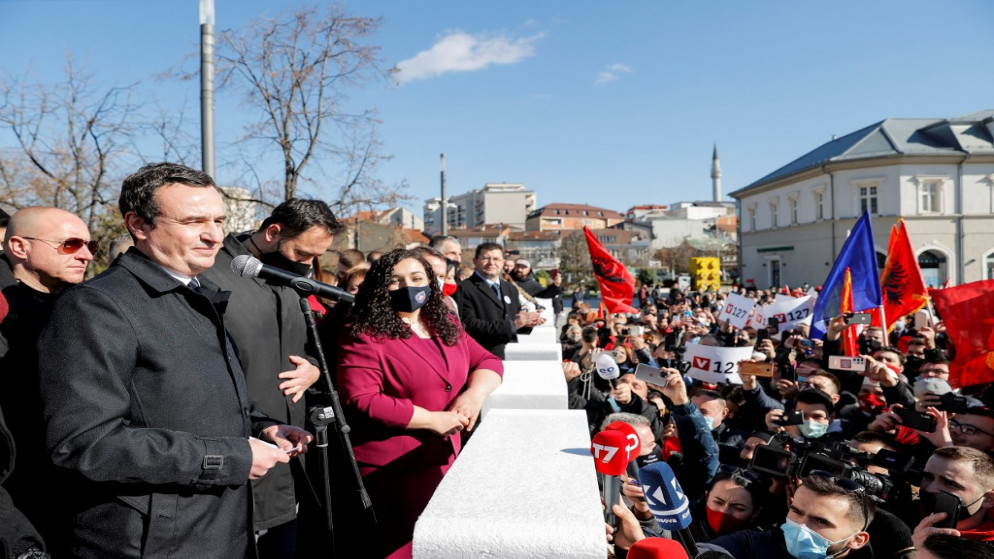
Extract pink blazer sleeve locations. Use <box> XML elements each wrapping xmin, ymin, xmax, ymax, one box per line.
<box><xmin>463</xmin><ymin>330</ymin><xmax>504</xmax><ymax>379</ymax></box>
<box><xmin>336</xmin><ymin>332</ymin><xmax>415</xmax><ymax>429</ymax></box>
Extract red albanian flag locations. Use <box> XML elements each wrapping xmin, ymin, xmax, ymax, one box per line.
<box><xmin>929</xmin><ymin>280</ymin><xmax>994</xmax><ymax>388</ymax></box>
<box><xmin>582</xmin><ymin>226</ymin><xmax>637</xmax><ymax>315</ymax></box>
<box><xmin>879</xmin><ymin>219</ymin><xmax>928</xmax><ymax>331</ymax></box>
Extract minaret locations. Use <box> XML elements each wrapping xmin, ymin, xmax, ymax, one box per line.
<box><xmin>711</xmin><ymin>144</ymin><xmax>722</xmax><ymax>202</ymax></box>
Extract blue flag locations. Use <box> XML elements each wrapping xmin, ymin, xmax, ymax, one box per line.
<box><xmin>811</xmin><ymin>211</ymin><xmax>882</xmax><ymax>337</ymax></box>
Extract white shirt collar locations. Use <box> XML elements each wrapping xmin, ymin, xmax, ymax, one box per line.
<box><xmin>475</xmin><ymin>271</ymin><xmax>500</xmax><ymax>288</ymax></box>
<box><xmin>155</xmin><ymin>263</ymin><xmax>197</xmax><ymax>286</ymax></box>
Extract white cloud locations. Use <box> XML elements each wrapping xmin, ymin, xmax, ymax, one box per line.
<box><xmin>395</xmin><ymin>30</ymin><xmax>541</xmax><ymax>84</ymax></box>
<box><xmin>595</xmin><ymin>63</ymin><xmax>633</xmax><ymax>85</ymax></box>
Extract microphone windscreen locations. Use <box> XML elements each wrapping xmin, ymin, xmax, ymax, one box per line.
<box><xmin>627</xmin><ymin>537</ymin><xmax>689</xmax><ymax>559</ymax></box>
<box><xmin>638</xmin><ymin>461</ymin><xmax>693</xmax><ymax>530</ymax></box>
<box><xmin>231</xmin><ymin>254</ymin><xmax>262</xmax><ymax>278</ymax></box>
<box><xmin>590</xmin><ymin>429</ymin><xmax>630</xmax><ymax>476</ymax></box>
<box><xmin>603</xmin><ymin>421</ymin><xmax>641</xmax><ymax>462</ymax></box>
<box><xmin>596</xmin><ymin>352</ymin><xmax>620</xmax><ymax>381</ymax></box>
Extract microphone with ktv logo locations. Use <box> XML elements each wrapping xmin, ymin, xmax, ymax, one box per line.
<box><xmin>637</xmin><ymin>461</ymin><xmax>698</xmax><ymax>557</ymax></box>
<box><xmin>590</xmin><ymin>422</ymin><xmax>640</xmax><ymax>526</ymax></box>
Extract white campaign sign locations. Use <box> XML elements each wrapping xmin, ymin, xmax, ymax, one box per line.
<box><xmin>717</xmin><ymin>293</ymin><xmax>755</xmax><ymax>330</ymax></box>
<box><xmin>764</xmin><ymin>295</ymin><xmax>814</xmax><ymax>332</ymax></box>
<box><xmin>683</xmin><ymin>343</ymin><xmax>756</xmax><ymax>385</ymax></box>
<box><xmin>748</xmin><ymin>303</ymin><xmax>767</xmax><ymax>331</ymax></box>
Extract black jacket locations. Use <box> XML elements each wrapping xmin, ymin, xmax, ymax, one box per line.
<box><xmin>201</xmin><ymin>233</ymin><xmax>316</xmax><ymax>530</ymax></box>
<box><xmin>0</xmin><ymin>404</ymin><xmax>46</xmax><ymax>558</ymax></box>
<box><xmin>37</xmin><ymin>249</ymin><xmax>279</xmax><ymax>558</ymax></box>
<box><xmin>456</xmin><ymin>273</ymin><xmax>532</xmax><ymax>359</ymax></box>
<box><xmin>0</xmin><ymin>276</ymin><xmax>62</xmax><ymax>548</ymax></box>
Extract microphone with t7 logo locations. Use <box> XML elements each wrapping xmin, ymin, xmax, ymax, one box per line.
<box><xmin>638</xmin><ymin>461</ymin><xmax>698</xmax><ymax>556</ymax></box>
<box><xmin>231</xmin><ymin>254</ymin><xmax>354</xmax><ymax>303</ymax></box>
<box><xmin>603</xmin><ymin>420</ymin><xmax>642</xmax><ymax>479</ymax></box>
<box><xmin>591</xmin><ymin>428</ymin><xmax>636</xmax><ymax>526</ymax></box>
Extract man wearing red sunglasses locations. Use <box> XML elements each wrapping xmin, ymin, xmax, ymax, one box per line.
<box><xmin>1</xmin><ymin>206</ymin><xmax>95</xmax><ymax>293</ymax></box>
<box><xmin>0</xmin><ymin>206</ymin><xmax>95</xmax><ymax>552</ymax></box>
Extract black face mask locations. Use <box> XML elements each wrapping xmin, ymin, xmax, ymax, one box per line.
<box><xmin>920</xmin><ymin>490</ymin><xmax>982</xmax><ymax>522</ymax></box>
<box><xmin>636</xmin><ymin>447</ymin><xmax>663</xmax><ymax>469</ymax></box>
<box><xmin>904</xmin><ymin>356</ymin><xmax>924</xmax><ymax>378</ymax></box>
<box><xmin>389</xmin><ymin>285</ymin><xmax>431</xmax><ymax>313</ymax></box>
<box><xmin>859</xmin><ymin>338</ymin><xmax>884</xmax><ymax>355</ymax></box>
<box><xmin>260</xmin><ymin>250</ymin><xmax>312</xmax><ymax>277</ymax></box>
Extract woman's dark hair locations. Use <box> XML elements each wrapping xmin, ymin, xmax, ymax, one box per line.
<box><xmin>348</xmin><ymin>249</ymin><xmax>461</xmax><ymax>346</ymax></box>
<box><xmin>711</xmin><ymin>466</ymin><xmax>770</xmax><ymax>512</ymax></box>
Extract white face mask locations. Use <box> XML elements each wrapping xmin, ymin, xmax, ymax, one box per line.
<box><xmin>799</xmin><ymin>419</ymin><xmax>829</xmax><ymax>439</ymax></box>
<box><xmin>701</xmin><ymin>415</ymin><xmax>715</xmax><ymax>430</ymax></box>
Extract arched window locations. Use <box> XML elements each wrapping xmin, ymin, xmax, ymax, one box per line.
<box><xmin>918</xmin><ymin>250</ymin><xmax>947</xmax><ymax>287</ymax></box>
<box><xmin>985</xmin><ymin>251</ymin><xmax>994</xmax><ymax>280</ymax></box>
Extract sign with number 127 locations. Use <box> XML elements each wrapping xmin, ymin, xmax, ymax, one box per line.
<box><xmin>683</xmin><ymin>343</ymin><xmax>755</xmax><ymax>385</ymax></box>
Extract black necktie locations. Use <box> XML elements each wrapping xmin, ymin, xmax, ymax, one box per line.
<box><xmin>188</xmin><ymin>278</ymin><xmax>202</xmax><ymax>294</ymax></box>
<box><xmin>491</xmin><ymin>283</ymin><xmax>502</xmax><ymax>304</ymax></box>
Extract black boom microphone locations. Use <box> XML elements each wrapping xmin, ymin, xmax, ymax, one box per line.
<box><xmin>231</xmin><ymin>254</ymin><xmax>355</xmax><ymax>304</ymax></box>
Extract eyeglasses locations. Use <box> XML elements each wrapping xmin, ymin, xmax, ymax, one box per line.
<box><xmin>21</xmin><ymin>236</ymin><xmax>98</xmax><ymax>255</ymax></box>
<box><xmin>949</xmin><ymin>419</ymin><xmax>994</xmax><ymax>438</ymax></box>
<box><xmin>808</xmin><ymin>469</ymin><xmax>869</xmax><ymax>531</ymax></box>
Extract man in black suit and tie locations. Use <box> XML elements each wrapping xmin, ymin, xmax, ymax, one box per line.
<box><xmin>456</xmin><ymin>242</ymin><xmax>545</xmax><ymax>359</ymax></box>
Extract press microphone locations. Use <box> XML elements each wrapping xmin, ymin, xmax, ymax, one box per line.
<box><xmin>231</xmin><ymin>254</ymin><xmax>354</xmax><ymax>303</ymax></box>
<box><xmin>596</xmin><ymin>352</ymin><xmax>621</xmax><ymax>388</ymax></box>
<box><xmin>603</xmin><ymin>420</ymin><xmax>642</xmax><ymax>479</ymax></box>
<box><xmin>626</xmin><ymin>537</ymin><xmax>689</xmax><ymax>559</ymax></box>
<box><xmin>638</xmin><ymin>461</ymin><xmax>698</xmax><ymax>557</ymax></box>
<box><xmin>591</xmin><ymin>429</ymin><xmax>636</xmax><ymax>527</ymax></box>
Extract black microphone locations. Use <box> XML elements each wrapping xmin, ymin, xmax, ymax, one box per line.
<box><xmin>231</xmin><ymin>254</ymin><xmax>355</xmax><ymax>303</ymax></box>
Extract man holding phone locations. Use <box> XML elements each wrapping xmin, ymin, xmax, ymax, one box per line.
<box><xmin>915</xmin><ymin>446</ymin><xmax>994</xmax><ymax>542</ymax></box>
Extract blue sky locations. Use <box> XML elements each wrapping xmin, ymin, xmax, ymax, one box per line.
<box><xmin>1</xmin><ymin>0</ymin><xmax>992</xmax><ymax>217</ymax></box>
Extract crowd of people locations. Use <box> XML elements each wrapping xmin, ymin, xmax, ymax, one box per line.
<box><xmin>1</xmin><ymin>160</ymin><xmax>992</xmax><ymax>559</ymax></box>
<box><xmin>562</xmin><ymin>285</ymin><xmax>994</xmax><ymax>558</ymax></box>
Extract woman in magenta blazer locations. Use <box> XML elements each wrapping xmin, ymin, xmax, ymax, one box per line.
<box><xmin>336</xmin><ymin>249</ymin><xmax>503</xmax><ymax>559</ymax></box>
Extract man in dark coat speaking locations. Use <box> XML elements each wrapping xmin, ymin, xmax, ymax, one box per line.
<box><xmin>201</xmin><ymin>198</ymin><xmax>341</xmax><ymax>557</ymax></box>
<box><xmin>37</xmin><ymin>162</ymin><xmax>312</xmax><ymax>558</ymax></box>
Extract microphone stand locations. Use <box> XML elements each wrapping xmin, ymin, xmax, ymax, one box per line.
<box><xmin>298</xmin><ymin>298</ymin><xmax>376</xmax><ymax>557</ymax></box>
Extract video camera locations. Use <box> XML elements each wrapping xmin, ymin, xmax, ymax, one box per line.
<box><xmin>747</xmin><ymin>433</ymin><xmax>916</xmax><ymax>500</ymax></box>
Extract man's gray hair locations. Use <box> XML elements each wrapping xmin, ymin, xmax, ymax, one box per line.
<box><xmin>601</xmin><ymin>412</ymin><xmax>649</xmax><ymax>431</ymax></box>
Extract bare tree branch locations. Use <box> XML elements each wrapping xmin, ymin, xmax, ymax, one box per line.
<box><xmin>214</xmin><ymin>5</ymin><xmax>401</xmax><ymax>208</ymax></box>
<box><xmin>0</xmin><ymin>55</ymin><xmax>138</xmax><ymax>269</ymax></box>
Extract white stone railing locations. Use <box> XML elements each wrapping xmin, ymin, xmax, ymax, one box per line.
<box><xmin>413</xmin><ymin>298</ymin><xmax>604</xmax><ymax>558</ymax></box>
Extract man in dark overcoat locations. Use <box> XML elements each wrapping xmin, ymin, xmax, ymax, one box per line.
<box><xmin>201</xmin><ymin>198</ymin><xmax>340</xmax><ymax>557</ymax></box>
<box><xmin>456</xmin><ymin>242</ymin><xmax>544</xmax><ymax>359</ymax></box>
<box><xmin>36</xmin><ymin>162</ymin><xmax>312</xmax><ymax>558</ymax></box>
